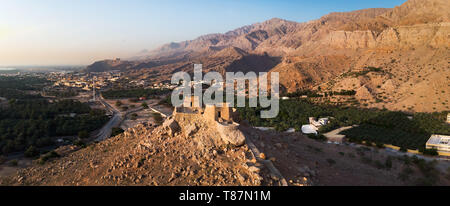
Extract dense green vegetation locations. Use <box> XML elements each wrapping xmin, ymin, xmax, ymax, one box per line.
<box><xmin>102</xmin><ymin>88</ymin><xmax>170</xmax><ymax>99</ymax></box>
<box><xmin>286</xmin><ymin>90</ymin><xmax>323</xmax><ymax>98</ymax></box>
<box><xmin>286</xmin><ymin>89</ymin><xmax>356</xmax><ymax>98</ymax></box>
<box><xmin>238</xmin><ymin>99</ymin><xmax>450</xmax><ymax>150</ymax></box>
<box><xmin>0</xmin><ymin>76</ymin><xmax>50</xmax><ymax>100</ymax></box>
<box><xmin>0</xmin><ymin>76</ymin><xmax>49</xmax><ymax>90</ymax></box>
<box><xmin>340</xmin><ymin>125</ymin><xmax>427</xmax><ymax>150</ymax></box>
<box><xmin>44</xmin><ymin>89</ymin><xmax>79</xmax><ymax>98</ymax></box>
<box><xmin>0</xmin><ymin>99</ymin><xmax>109</xmax><ymax>155</ymax></box>
<box><xmin>342</xmin><ymin>66</ymin><xmax>386</xmax><ymax>78</ymax></box>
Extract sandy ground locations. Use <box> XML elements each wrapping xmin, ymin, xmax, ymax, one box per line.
<box><xmin>0</xmin><ymin>159</ymin><xmax>33</xmax><ymax>177</ymax></box>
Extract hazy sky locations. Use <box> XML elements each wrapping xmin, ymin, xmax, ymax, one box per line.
<box><xmin>0</xmin><ymin>0</ymin><xmax>406</xmax><ymax>66</ymax></box>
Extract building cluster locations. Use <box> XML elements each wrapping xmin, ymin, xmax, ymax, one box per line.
<box><xmin>301</xmin><ymin>117</ymin><xmax>330</xmax><ymax>135</ymax></box>
<box><xmin>426</xmin><ymin>135</ymin><xmax>450</xmax><ymax>155</ymax></box>
<box><xmin>51</xmin><ymin>71</ymin><xmax>121</xmax><ymax>91</ymax></box>
<box><xmin>150</xmin><ymin>82</ymin><xmax>178</xmax><ymax>90</ymax></box>
<box><xmin>425</xmin><ymin>113</ymin><xmax>450</xmax><ymax>156</ymax></box>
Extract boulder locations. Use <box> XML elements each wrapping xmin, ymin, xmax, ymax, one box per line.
<box><xmin>183</xmin><ymin>124</ymin><xmax>198</xmax><ymax>138</ymax></box>
<box><xmin>216</xmin><ymin>122</ymin><xmax>246</xmax><ymax>147</ymax></box>
<box><xmin>162</xmin><ymin>118</ymin><xmax>180</xmax><ymax>137</ymax></box>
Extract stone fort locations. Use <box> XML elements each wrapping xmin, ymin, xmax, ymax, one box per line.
<box><xmin>174</xmin><ymin>96</ymin><xmax>237</xmax><ymax>123</ymax></box>
<box><xmin>171</xmin><ymin>96</ymin><xmax>245</xmax><ymax>146</ymax></box>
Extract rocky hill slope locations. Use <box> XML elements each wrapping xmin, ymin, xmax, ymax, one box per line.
<box><xmin>1</xmin><ymin>116</ymin><xmax>284</xmax><ymax>186</ymax></box>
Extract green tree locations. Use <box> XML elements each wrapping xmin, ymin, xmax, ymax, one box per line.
<box><xmin>78</xmin><ymin>130</ymin><xmax>90</xmax><ymax>139</ymax></box>
<box><xmin>24</xmin><ymin>146</ymin><xmax>40</xmax><ymax>158</ymax></box>
<box><xmin>131</xmin><ymin>113</ymin><xmax>138</xmax><ymax>120</ymax></box>
<box><xmin>111</xmin><ymin>127</ymin><xmax>124</xmax><ymax>137</ymax></box>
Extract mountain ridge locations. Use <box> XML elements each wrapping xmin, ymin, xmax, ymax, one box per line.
<box><xmin>87</xmin><ymin>0</ymin><xmax>449</xmax><ymax>113</ymax></box>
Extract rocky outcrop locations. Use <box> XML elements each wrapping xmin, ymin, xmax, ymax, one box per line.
<box><xmin>216</xmin><ymin>122</ymin><xmax>246</xmax><ymax>147</ymax></box>
<box><xmin>326</xmin><ymin>30</ymin><xmax>377</xmax><ymax>49</ymax></box>
<box><xmin>162</xmin><ymin>117</ymin><xmax>180</xmax><ymax>137</ymax></box>
<box><xmin>3</xmin><ymin>117</ymin><xmax>277</xmax><ymax>186</ymax></box>
<box><xmin>355</xmin><ymin>85</ymin><xmax>375</xmax><ymax>101</ymax></box>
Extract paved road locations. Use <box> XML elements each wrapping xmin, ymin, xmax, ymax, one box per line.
<box><xmin>94</xmin><ymin>95</ymin><xmax>122</xmax><ymax>141</ymax></box>
<box><xmin>323</xmin><ymin>126</ymin><xmax>356</xmax><ymax>142</ymax></box>
<box><xmin>93</xmin><ymin>96</ymin><xmax>170</xmax><ymax>141</ymax></box>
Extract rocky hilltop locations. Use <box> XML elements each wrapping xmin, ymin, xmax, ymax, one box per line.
<box><xmin>1</xmin><ymin>115</ymin><xmax>288</xmax><ymax>186</ymax></box>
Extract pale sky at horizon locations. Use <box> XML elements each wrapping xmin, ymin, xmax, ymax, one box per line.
<box><xmin>0</xmin><ymin>0</ymin><xmax>406</xmax><ymax>66</ymax></box>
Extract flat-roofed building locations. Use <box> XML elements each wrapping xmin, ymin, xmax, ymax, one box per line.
<box><xmin>426</xmin><ymin>135</ymin><xmax>450</xmax><ymax>154</ymax></box>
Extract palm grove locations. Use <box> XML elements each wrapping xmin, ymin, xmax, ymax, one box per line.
<box><xmin>0</xmin><ymin>76</ymin><xmax>108</xmax><ymax>155</ymax></box>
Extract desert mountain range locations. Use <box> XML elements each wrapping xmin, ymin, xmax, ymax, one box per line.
<box><xmin>87</xmin><ymin>0</ymin><xmax>449</xmax><ymax>112</ymax></box>
<box><xmin>3</xmin><ymin>0</ymin><xmax>450</xmax><ymax>187</ymax></box>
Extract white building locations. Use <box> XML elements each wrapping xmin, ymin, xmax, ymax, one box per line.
<box><xmin>301</xmin><ymin>125</ymin><xmax>318</xmax><ymax>134</ymax></box>
<box><xmin>447</xmin><ymin>113</ymin><xmax>450</xmax><ymax>124</ymax></box>
<box><xmin>426</xmin><ymin>134</ymin><xmax>450</xmax><ymax>153</ymax></box>
<box><xmin>309</xmin><ymin>117</ymin><xmax>329</xmax><ymax>128</ymax></box>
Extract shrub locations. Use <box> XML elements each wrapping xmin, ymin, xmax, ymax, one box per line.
<box><xmin>307</xmin><ymin>134</ymin><xmax>327</xmax><ymax>141</ymax></box>
<box><xmin>375</xmin><ymin>142</ymin><xmax>385</xmax><ymax>148</ymax></box>
<box><xmin>152</xmin><ymin>112</ymin><xmax>163</xmax><ymax>124</ymax></box>
<box><xmin>9</xmin><ymin>160</ymin><xmax>18</xmax><ymax>167</ymax></box>
<box><xmin>24</xmin><ymin>146</ymin><xmax>40</xmax><ymax>158</ymax></box>
<box><xmin>361</xmin><ymin>156</ymin><xmax>372</xmax><ymax>164</ymax></box>
<box><xmin>446</xmin><ymin>167</ymin><xmax>450</xmax><ymax>180</ymax></box>
<box><xmin>102</xmin><ymin>88</ymin><xmax>170</xmax><ymax>99</ymax></box>
<box><xmin>414</xmin><ymin>159</ymin><xmax>440</xmax><ymax>185</ymax></box>
<box><xmin>74</xmin><ymin>139</ymin><xmax>86</xmax><ymax>147</ymax></box>
<box><xmin>78</xmin><ymin>130</ymin><xmax>90</xmax><ymax>139</ymax></box>
<box><xmin>111</xmin><ymin>127</ymin><xmax>124</xmax><ymax>137</ymax></box>
<box><xmin>422</xmin><ymin>148</ymin><xmax>439</xmax><ymax>156</ymax></box>
<box><xmin>129</xmin><ymin>98</ymin><xmax>139</xmax><ymax>103</ymax></box>
<box><xmin>385</xmin><ymin>157</ymin><xmax>393</xmax><ymax>169</ymax></box>
<box><xmin>130</xmin><ymin>113</ymin><xmax>138</xmax><ymax>120</ymax></box>
<box><xmin>399</xmin><ymin>147</ymin><xmax>408</xmax><ymax>152</ymax></box>
<box><xmin>374</xmin><ymin>160</ymin><xmax>385</xmax><ymax>169</ymax></box>
<box><xmin>398</xmin><ymin>167</ymin><xmax>414</xmax><ymax>182</ymax></box>
<box><xmin>0</xmin><ymin>155</ymin><xmax>6</xmax><ymax>164</ymax></box>
<box><xmin>326</xmin><ymin>159</ymin><xmax>336</xmax><ymax>166</ymax></box>
<box><xmin>39</xmin><ymin>151</ymin><xmax>60</xmax><ymax>165</ymax></box>
<box><xmin>399</xmin><ymin>155</ymin><xmax>411</xmax><ymax>166</ymax></box>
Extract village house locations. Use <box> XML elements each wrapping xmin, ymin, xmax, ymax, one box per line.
<box><xmin>426</xmin><ymin>134</ymin><xmax>450</xmax><ymax>156</ymax></box>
